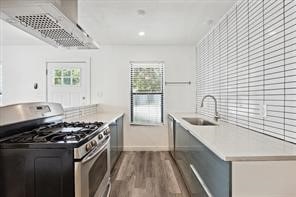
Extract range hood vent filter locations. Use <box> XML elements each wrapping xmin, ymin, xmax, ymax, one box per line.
<box><xmin>14</xmin><ymin>14</ymin><xmax>89</xmax><ymax>48</ymax></box>
<box><xmin>55</xmin><ymin>38</ymin><xmax>84</xmax><ymax>47</ymax></box>
<box><xmin>39</xmin><ymin>29</ymin><xmax>73</xmax><ymax>40</ymax></box>
<box><xmin>15</xmin><ymin>14</ymin><xmax>61</xmax><ymax>29</ymax></box>
<box><xmin>0</xmin><ymin>0</ymin><xmax>99</xmax><ymax>49</ymax></box>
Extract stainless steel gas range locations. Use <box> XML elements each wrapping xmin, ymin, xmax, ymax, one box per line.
<box><xmin>0</xmin><ymin>102</ymin><xmax>111</xmax><ymax>197</ymax></box>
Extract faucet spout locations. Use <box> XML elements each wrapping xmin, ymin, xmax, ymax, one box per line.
<box><xmin>200</xmin><ymin>95</ymin><xmax>220</xmax><ymax>121</ymax></box>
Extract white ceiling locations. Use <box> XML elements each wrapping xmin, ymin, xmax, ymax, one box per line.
<box><xmin>0</xmin><ymin>0</ymin><xmax>236</xmax><ymax>46</ymax></box>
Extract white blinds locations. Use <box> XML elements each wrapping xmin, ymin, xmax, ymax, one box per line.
<box><xmin>130</xmin><ymin>62</ymin><xmax>164</xmax><ymax>125</ymax></box>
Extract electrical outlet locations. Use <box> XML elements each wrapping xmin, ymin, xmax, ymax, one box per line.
<box><xmin>262</xmin><ymin>103</ymin><xmax>267</xmax><ymax>119</ymax></box>
<box><xmin>259</xmin><ymin>102</ymin><xmax>267</xmax><ymax>119</ymax></box>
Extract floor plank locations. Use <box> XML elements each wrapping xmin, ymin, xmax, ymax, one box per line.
<box><xmin>110</xmin><ymin>151</ymin><xmax>190</xmax><ymax>197</ymax></box>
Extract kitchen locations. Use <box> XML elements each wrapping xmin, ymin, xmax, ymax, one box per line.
<box><xmin>0</xmin><ymin>0</ymin><xmax>296</xmax><ymax>197</ymax></box>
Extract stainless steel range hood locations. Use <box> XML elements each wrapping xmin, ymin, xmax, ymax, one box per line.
<box><xmin>0</xmin><ymin>0</ymin><xmax>99</xmax><ymax>49</ymax></box>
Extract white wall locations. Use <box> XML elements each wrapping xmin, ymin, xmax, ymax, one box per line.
<box><xmin>1</xmin><ymin>45</ymin><xmax>196</xmax><ymax>150</ymax></box>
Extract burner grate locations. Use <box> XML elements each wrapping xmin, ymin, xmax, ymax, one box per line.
<box><xmin>1</xmin><ymin>121</ymin><xmax>104</xmax><ymax>144</ymax></box>
<box><xmin>49</xmin><ymin>132</ymin><xmax>86</xmax><ymax>142</ymax></box>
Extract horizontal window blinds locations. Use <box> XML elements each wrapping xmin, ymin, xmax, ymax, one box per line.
<box><xmin>131</xmin><ymin>63</ymin><xmax>164</xmax><ymax>125</ymax></box>
<box><xmin>197</xmin><ymin>0</ymin><xmax>296</xmax><ymax>143</ymax></box>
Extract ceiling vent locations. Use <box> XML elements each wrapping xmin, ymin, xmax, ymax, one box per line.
<box><xmin>0</xmin><ymin>0</ymin><xmax>99</xmax><ymax>49</ymax></box>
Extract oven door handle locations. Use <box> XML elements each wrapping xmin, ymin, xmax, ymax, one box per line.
<box><xmin>82</xmin><ymin>136</ymin><xmax>110</xmax><ymax>164</ymax></box>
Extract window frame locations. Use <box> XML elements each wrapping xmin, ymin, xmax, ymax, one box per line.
<box><xmin>130</xmin><ymin>62</ymin><xmax>164</xmax><ymax>126</ymax></box>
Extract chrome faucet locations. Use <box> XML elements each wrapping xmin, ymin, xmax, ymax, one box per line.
<box><xmin>200</xmin><ymin>95</ymin><xmax>220</xmax><ymax>121</ymax></box>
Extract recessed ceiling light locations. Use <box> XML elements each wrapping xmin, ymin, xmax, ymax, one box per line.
<box><xmin>138</xmin><ymin>31</ymin><xmax>145</xmax><ymax>36</ymax></box>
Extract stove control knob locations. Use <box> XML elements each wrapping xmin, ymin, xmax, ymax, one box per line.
<box><xmin>85</xmin><ymin>143</ymin><xmax>92</xmax><ymax>152</ymax></box>
<box><xmin>104</xmin><ymin>128</ymin><xmax>110</xmax><ymax>135</ymax></box>
<box><xmin>98</xmin><ymin>134</ymin><xmax>103</xmax><ymax>140</ymax></box>
<box><xmin>91</xmin><ymin>140</ymin><xmax>97</xmax><ymax>146</ymax></box>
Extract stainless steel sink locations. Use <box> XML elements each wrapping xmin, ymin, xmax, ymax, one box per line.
<box><xmin>182</xmin><ymin>117</ymin><xmax>217</xmax><ymax>126</ymax></box>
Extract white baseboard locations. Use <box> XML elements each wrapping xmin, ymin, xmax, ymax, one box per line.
<box><xmin>123</xmin><ymin>146</ymin><xmax>169</xmax><ymax>151</ymax></box>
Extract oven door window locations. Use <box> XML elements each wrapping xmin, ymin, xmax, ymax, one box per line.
<box><xmin>89</xmin><ymin>149</ymin><xmax>108</xmax><ymax>197</ymax></box>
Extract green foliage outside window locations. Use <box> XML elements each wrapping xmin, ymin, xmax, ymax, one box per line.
<box><xmin>132</xmin><ymin>67</ymin><xmax>162</xmax><ymax>93</ymax></box>
<box><xmin>53</xmin><ymin>68</ymin><xmax>81</xmax><ymax>86</ymax></box>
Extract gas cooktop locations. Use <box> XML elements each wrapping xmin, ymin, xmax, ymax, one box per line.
<box><xmin>0</xmin><ymin>121</ymin><xmax>105</xmax><ymax>144</ymax></box>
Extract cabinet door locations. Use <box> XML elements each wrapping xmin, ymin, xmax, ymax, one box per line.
<box><xmin>168</xmin><ymin>115</ymin><xmax>175</xmax><ymax>156</ymax></box>
<box><xmin>110</xmin><ymin>116</ymin><xmax>124</xmax><ymax>170</ymax></box>
<box><xmin>109</xmin><ymin>121</ymin><xmax>118</xmax><ymax>169</ymax></box>
<box><xmin>175</xmin><ymin>123</ymin><xmax>206</xmax><ymax>197</ymax></box>
<box><xmin>117</xmin><ymin>116</ymin><xmax>124</xmax><ymax>153</ymax></box>
<box><xmin>175</xmin><ymin>123</ymin><xmax>231</xmax><ymax>197</ymax></box>
<box><xmin>189</xmin><ymin>132</ymin><xmax>230</xmax><ymax>197</ymax></box>
<box><xmin>0</xmin><ymin>149</ymin><xmax>74</xmax><ymax>197</ymax></box>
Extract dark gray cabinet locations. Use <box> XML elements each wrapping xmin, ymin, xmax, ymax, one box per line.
<box><xmin>168</xmin><ymin>115</ymin><xmax>175</xmax><ymax>158</ymax></box>
<box><xmin>109</xmin><ymin>121</ymin><xmax>117</xmax><ymax>169</ymax></box>
<box><xmin>0</xmin><ymin>148</ymin><xmax>74</xmax><ymax>197</ymax></box>
<box><xmin>110</xmin><ymin>115</ymin><xmax>124</xmax><ymax>170</ymax></box>
<box><xmin>175</xmin><ymin>122</ymin><xmax>231</xmax><ymax>197</ymax></box>
<box><xmin>117</xmin><ymin>115</ymin><xmax>124</xmax><ymax>153</ymax></box>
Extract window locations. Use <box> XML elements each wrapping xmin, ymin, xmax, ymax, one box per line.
<box><xmin>130</xmin><ymin>62</ymin><xmax>164</xmax><ymax>125</ymax></box>
<box><xmin>53</xmin><ymin>68</ymin><xmax>81</xmax><ymax>86</ymax></box>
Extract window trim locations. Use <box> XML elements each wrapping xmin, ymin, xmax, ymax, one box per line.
<box><xmin>130</xmin><ymin>61</ymin><xmax>164</xmax><ymax>126</ymax></box>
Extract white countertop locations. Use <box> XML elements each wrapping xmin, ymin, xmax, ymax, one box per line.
<box><xmin>170</xmin><ymin>112</ymin><xmax>296</xmax><ymax>161</ymax></box>
<box><xmin>66</xmin><ymin>111</ymin><xmax>124</xmax><ymax>124</ymax></box>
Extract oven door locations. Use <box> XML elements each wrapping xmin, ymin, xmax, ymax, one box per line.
<box><xmin>75</xmin><ymin>136</ymin><xmax>111</xmax><ymax>197</ymax></box>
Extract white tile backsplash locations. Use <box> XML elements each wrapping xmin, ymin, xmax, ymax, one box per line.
<box><xmin>64</xmin><ymin>104</ymin><xmax>98</xmax><ymax>121</ymax></box>
<box><xmin>196</xmin><ymin>0</ymin><xmax>296</xmax><ymax>143</ymax></box>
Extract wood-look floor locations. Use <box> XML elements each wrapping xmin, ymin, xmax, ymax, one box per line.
<box><xmin>110</xmin><ymin>151</ymin><xmax>190</xmax><ymax>197</ymax></box>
